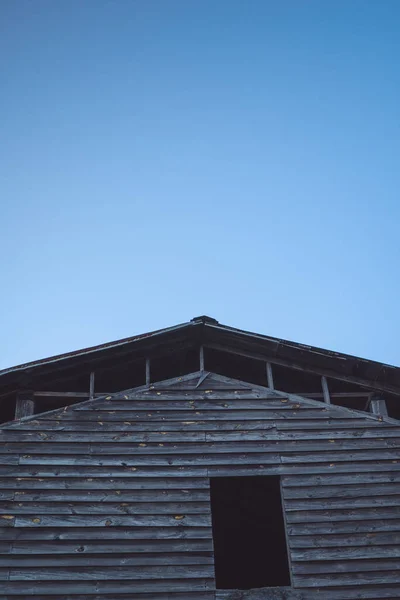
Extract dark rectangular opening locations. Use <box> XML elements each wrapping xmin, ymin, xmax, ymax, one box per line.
<box><xmin>210</xmin><ymin>476</ymin><xmax>290</xmax><ymax>590</ymax></box>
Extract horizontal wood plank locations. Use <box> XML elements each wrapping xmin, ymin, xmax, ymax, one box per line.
<box><xmin>292</xmin><ymin>558</ymin><xmax>400</xmax><ymax>575</ymax></box>
<box><xmin>290</xmin><ymin>532</ymin><xmax>400</xmax><ymax>548</ymax></box>
<box><xmin>288</xmin><ymin>519</ymin><xmax>400</xmax><ymax>535</ymax></box>
<box><xmin>76</xmin><ymin>399</ymin><xmax>306</xmax><ymax>411</ymax></box>
<box><xmin>44</xmin><ymin>409</ymin><xmax>335</xmax><ymax>421</ymax></box>
<box><xmin>13</xmin><ymin>514</ymin><xmax>211</xmax><ymax>528</ymax></box>
<box><xmin>1</xmin><ymin>437</ymin><xmax>399</xmax><ymax>455</ymax></box>
<box><xmin>0</xmin><ymin>477</ymin><xmax>209</xmax><ymax>490</ymax></box>
<box><xmin>299</xmin><ymin>586</ymin><xmax>400</xmax><ymax>599</ymax></box>
<box><xmin>0</xmin><ymin>552</ymin><xmax>214</xmax><ymax>567</ymax></box>
<box><xmin>0</xmin><ymin>579</ymin><xmax>213</xmax><ymax>594</ymax></box>
<box><xmin>2</xmin><ymin>427</ymin><xmax>400</xmax><ymax>442</ymax></box>
<box><xmin>1</xmin><ymin>501</ymin><xmax>210</xmax><ymax>515</ymax></box>
<box><xmin>0</xmin><ymin>526</ymin><xmax>212</xmax><ymax>541</ymax></box>
<box><xmin>292</xmin><ymin>546</ymin><xmax>400</xmax><ymax>561</ymax></box>
<box><xmin>283</xmin><ymin>483</ymin><xmax>400</xmax><ymax>499</ymax></box>
<box><xmin>17</xmin><ymin>452</ymin><xmax>282</xmax><ymax>466</ymax></box>
<box><xmin>11</xmin><ymin>489</ymin><xmax>209</xmax><ymax>502</ymax></box>
<box><xmin>8</xmin><ymin>539</ymin><xmax>214</xmax><ymax>555</ymax></box>
<box><xmin>282</xmin><ymin>472</ymin><xmax>400</xmax><ymax>486</ymax></box>
<box><xmin>2</xmin><ymin>594</ymin><xmax>214</xmax><ymax>600</ymax></box>
<box><xmin>286</xmin><ymin>507</ymin><xmax>400</xmax><ymax>524</ymax></box>
<box><xmin>295</xmin><ymin>569</ymin><xmax>400</xmax><ymax>587</ymax></box>
<box><xmin>9</xmin><ymin>564</ymin><xmax>214</xmax><ymax>580</ymax></box>
<box><xmin>285</xmin><ymin>495</ymin><xmax>400</xmax><ymax>510</ymax></box>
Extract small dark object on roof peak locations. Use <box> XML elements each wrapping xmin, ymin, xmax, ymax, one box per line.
<box><xmin>191</xmin><ymin>315</ymin><xmax>219</xmax><ymax>325</ymax></box>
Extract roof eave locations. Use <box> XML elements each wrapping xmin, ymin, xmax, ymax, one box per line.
<box><xmin>0</xmin><ymin>320</ymin><xmax>196</xmax><ymax>377</ymax></box>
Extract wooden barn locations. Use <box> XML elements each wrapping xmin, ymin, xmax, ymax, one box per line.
<box><xmin>1</xmin><ymin>315</ymin><xmax>400</xmax><ymax>599</ymax></box>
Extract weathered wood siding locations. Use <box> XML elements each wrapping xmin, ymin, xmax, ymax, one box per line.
<box><xmin>1</xmin><ymin>372</ymin><xmax>400</xmax><ymax>599</ymax></box>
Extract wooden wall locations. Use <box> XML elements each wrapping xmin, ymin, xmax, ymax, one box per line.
<box><xmin>0</xmin><ymin>372</ymin><xmax>399</xmax><ymax>599</ymax></box>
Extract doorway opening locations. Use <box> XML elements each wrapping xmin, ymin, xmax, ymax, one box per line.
<box><xmin>210</xmin><ymin>476</ymin><xmax>291</xmax><ymax>590</ymax></box>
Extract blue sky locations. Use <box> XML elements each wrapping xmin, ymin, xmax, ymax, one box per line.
<box><xmin>1</xmin><ymin>0</ymin><xmax>399</xmax><ymax>369</ymax></box>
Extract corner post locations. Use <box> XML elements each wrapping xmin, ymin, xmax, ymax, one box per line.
<box><xmin>266</xmin><ymin>362</ymin><xmax>274</xmax><ymax>389</ymax></box>
<box><xmin>370</xmin><ymin>395</ymin><xmax>388</xmax><ymax>417</ymax></box>
<box><xmin>15</xmin><ymin>391</ymin><xmax>35</xmax><ymax>420</ymax></box>
<box><xmin>146</xmin><ymin>358</ymin><xmax>151</xmax><ymax>386</ymax></box>
<box><xmin>89</xmin><ymin>372</ymin><xmax>95</xmax><ymax>400</ymax></box>
<box><xmin>199</xmin><ymin>346</ymin><xmax>205</xmax><ymax>372</ymax></box>
<box><xmin>321</xmin><ymin>376</ymin><xmax>331</xmax><ymax>404</ymax></box>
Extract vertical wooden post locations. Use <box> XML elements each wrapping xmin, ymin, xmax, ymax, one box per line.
<box><xmin>146</xmin><ymin>358</ymin><xmax>151</xmax><ymax>386</ymax></box>
<box><xmin>15</xmin><ymin>391</ymin><xmax>35</xmax><ymax>420</ymax></box>
<box><xmin>279</xmin><ymin>478</ymin><xmax>294</xmax><ymax>587</ymax></box>
<box><xmin>321</xmin><ymin>376</ymin><xmax>331</xmax><ymax>404</ymax></box>
<box><xmin>370</xmin><ymin>396</ymin><xmax>388</xmax><ymax>417</ymax></box>
<box><xmin>199</xmin><ymin>346</ymin><xmax>205</xmax><ymax>372</ymax></box>
<box><xmin>266</xmin><ymin>362</ymin><xmax>274</xmax><ymax>389</ymax></box>
<box><xmin>89</xmin><ymin>372</ymin><xmax>95</xmax><ymax>400</ymax></box>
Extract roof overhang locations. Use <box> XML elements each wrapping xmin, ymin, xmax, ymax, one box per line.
<box><xmin>0</xmin><ymin>316</ymin><xmax>399</xmax><ymax>396</ymax></box>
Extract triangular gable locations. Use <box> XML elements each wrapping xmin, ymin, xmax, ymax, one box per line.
<box><xmin>2</xmin><ymin>371</ymin><xmax>393</xmax><ymax>430</ymax></box>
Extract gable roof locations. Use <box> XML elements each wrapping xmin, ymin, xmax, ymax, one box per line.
<box><xmin>0</xmin><ymin>315</ymin><xmax>399</xmax><ymax>397</ymax></box>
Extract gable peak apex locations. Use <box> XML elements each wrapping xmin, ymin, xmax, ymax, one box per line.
<box><xmin>191</xmin><ymin>315</ymin><xmax>219</xmax><ymax>325</ymax></box>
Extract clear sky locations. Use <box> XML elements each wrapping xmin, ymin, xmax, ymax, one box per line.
<box><xmin>1</xmin><ymin>0</ymin><xmax>399</xmax><ymax>370</ymax></box>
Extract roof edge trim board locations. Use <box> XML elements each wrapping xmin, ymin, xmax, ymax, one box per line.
<box><xmin>206</xmin><ymin>322</ymin><xmax>398</xmax><ymax>370</ymax></box>
<box><xmin>205</xmin><ymin>343</ymin><xmax>400</xmax><ymax>397</ymax></box>
<box><xmin>0</xmin><ymin>339</ymin><xmax>197</xmax><ymax>401</ymax></box>
<box><xmin>0</xmin><ymin>321</ymin><xmax>197</xmax><ymax>377</ymax></box>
